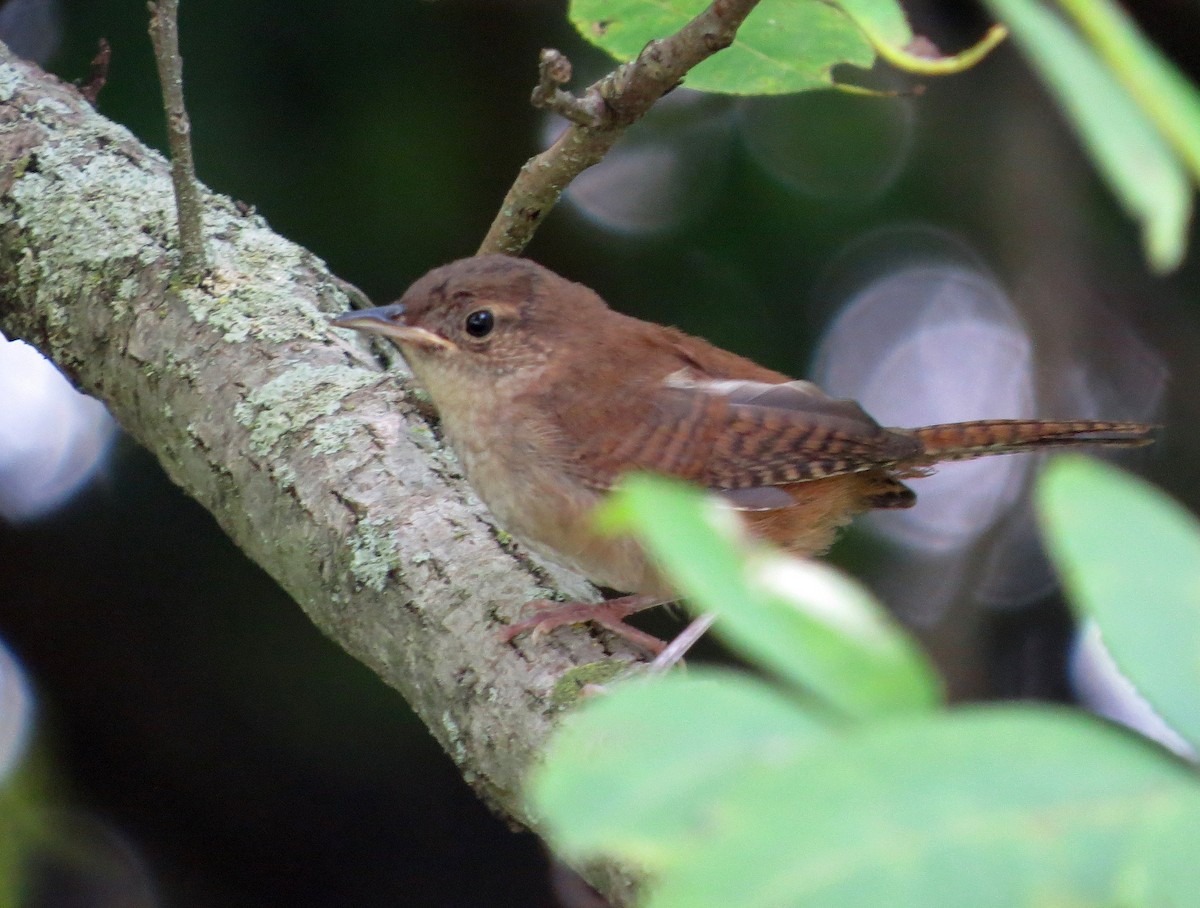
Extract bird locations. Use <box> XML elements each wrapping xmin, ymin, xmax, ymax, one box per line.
<box><xmin>331</xmin><ymin>254</ymin><xmax>1155</xmax><ymax>654</ymax></box>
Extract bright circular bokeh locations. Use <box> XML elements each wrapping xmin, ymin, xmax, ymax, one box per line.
<box><xmin>0</xmin><ymin>335</ymin><xmax>116</xmax><ymax>522</ymax></box>
<box><xmin>0</xmin><ymin>639</ymin><xmax>34</xmax><ymax>784</ymax></box>
<box><xmin>812</xmin><ymin>261</ymin><xmax>1034</xmax><ymax>553</ymax></box>
<box><xmin>738</xmin><ymin>90</ymin><xmax>915</xmax><ymax>205</ymax></box>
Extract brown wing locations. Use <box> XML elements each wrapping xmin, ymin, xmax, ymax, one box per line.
<box><xmin>559</xmin><ymin>374</ymin><xmax>923</xmax><ymax>492</ymax></box>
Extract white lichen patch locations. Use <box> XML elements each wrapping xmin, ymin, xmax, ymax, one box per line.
<box><xmin>347</xmin><ymin>516</ymin><xmax>403</xmax><ymax>592</ymax></box>
<box><xmin>32</xmin><ymin>97</ymin><xmax>71</xmax><ymax>117</ymax></box>
<box><xmin>10</xmin><ymin>145</ymin><xmax>172</xmax><ymax>272</ymax></box>
<box><xmin>166</xmin><ymin>349</ymin><xmax>200</xmax><ymax>383</ymax></box>
<box><xmin>112</xmin><ymin>276</ymin><xmax>140</xmax><ymax>320</ymax></box>
<box><xmin>188</xmin><ymin>225</ymin><xmax>335</xmax><ymax>345</ymax></box>
<box><xmin>407</xmin><ymin>387</ymin><xmax>433</xmax><ymax>408</ymax></box>
<box><xmin>308</xmin><ymin>415</ymin><xmax>362</xmax><ymax>455</ymax></box>
<box><xmin>441</xmin><ymin>709</ymin><xmax>468</xmax><ymax>766</ymax></box>
<box><xmin>406</xmin><ymin>423</ymin><xmax>437</xmax><ymax>450</ymax></box>
<box><xmin>233</xmin><ymin>363</ymin><xmax>378</xmax><ymax>457</ymax></box>
<box><xmin>0</xmin><ymin>62</ymin><xmax>23</xmax><ymax>102</ymax></box>
<box><xmin>429</xmin><ymin>445</ymin><xmax>460</xmax><ymax>473</ymax></box>
<box><xmin>271</xmin><ymin>463</ymin><xmax>297</xmax><ymax>490</ymax></box>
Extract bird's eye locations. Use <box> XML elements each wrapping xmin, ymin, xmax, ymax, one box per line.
<box><xmin>464</xmin><ymin>309</ymin><xmax>494</xmax><ymax>338</ymax></box>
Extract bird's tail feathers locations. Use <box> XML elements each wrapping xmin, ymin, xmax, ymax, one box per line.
<box><xmin>907</xmin><ymin>419</ymin><xmax>1156</xmax><ymax>464</ymax></box>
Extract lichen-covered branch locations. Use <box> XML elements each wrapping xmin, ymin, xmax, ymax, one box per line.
<box><xmin>148</xmin><ymin>0</ymin><xmax>207</xmax><ymax>278</ymax></box>
<box><xmin>478</xmin><ymin>0</ymin><xmax>762</xmax><ymax>256</ymax></box>
<box><xmin>0</xmin><ymin>44</ymin><xmax>641</xmax><ymax>905</ymax></box>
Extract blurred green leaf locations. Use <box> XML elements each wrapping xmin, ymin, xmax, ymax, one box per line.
<box><xmin>0</xmin><ymin>761</ymin><xmax>53</xmax><ymax>908</ymax></box>
<box><xmin>529</xmin><ymin>669</ymin><xmax>830</xmax><ymax>867</ymax></box>
<box><xmin>569</xmin><ymin>0</ymin><xmax>875</xmax><ymax>94</ymax></box>
<box><xmin>1038</xmin><ymin>456</ymin><xmax>1200</xmax><ymax>751</ymax></box>
<box><xmin>598</xmin><ymin>474</ymin><xmax>941</xmax><ymax>718</ymax></box>
<box><xmin>0</xmin><ymin>788</ymin><xmax>19</xmax><ymax>908</ymax></box>
<box><xmin>642</xmin><ymin>707</ymin><xmax>1200</xmax><ymax>908</ymax></box>
<box><xmin>986</xmin><ymin>0</ymin><xmax>1192</xmax><ymax>272</ymax></box>
<box><xmin>737</xmin><ymin>550</ymin><xmax>943</xmax><ymax>716</ymax></box>
<box><xmin>1118</xmin><ymin>804</ymin><xmax>1200</xmax><ymax>906</ymax></box>
<box><xmin>1058</xmin><ymin>0</ymin><xmax>1200</xmax><ymax>182</ymax></box>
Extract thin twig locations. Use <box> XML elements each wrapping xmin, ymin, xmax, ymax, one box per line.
<box><xmin>148</xmin><ymin>0</ymin><xmax>207</xmax><ymax>279</ymax></box>
<box><xmin>649</xmin><ymin>613</ymin><xmax>718</xmax><ymax>673</ymax></box>
<box><xmin>530</xmin><ymin>49</ymin><xmax>602</xmax><ymax>127</ymax></box>
<box><xmin>478</xmin><ymin>0</ymin><xmax>762</xmax><ymax>256</ymax></box>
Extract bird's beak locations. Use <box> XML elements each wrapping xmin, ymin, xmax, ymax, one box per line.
<box><xmin>330</xmin><ymin>304</ymin><xmax>456</xmax><ymax>351</ymax></box>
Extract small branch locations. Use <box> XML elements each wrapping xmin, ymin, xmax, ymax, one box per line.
<box><xmin>478</xmin><ymin>0</ymin><xmax>763</xmax><ymax>256</ymax></box>
<box><xmin>76</xmin><ymin>39</ymin><xmax>111</xmax><ymax>106</ymax></box>
<box><xmin>148</xmin><ymin>0</ymin><xmax>208</xmax><ymax>280</ymax></box>
<box><xmin>530</xmin><ymin>49</ymin><xmax>602</xmax><ymax>127</ymax></box>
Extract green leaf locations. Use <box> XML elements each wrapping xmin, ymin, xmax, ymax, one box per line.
<box><xmin>569</xmin><ymin>0</ymin><xmax>875</xmax><ymax>95</ymax></box>
<box><xmin>1037</xmin><ymin>455</ymin><xmax>1200</xmax><ymax>750</ymax></box>
<box><xmin>985</xmin><ymin>0</ymin><xmax>1192</xmax><ymax>272</ymax></box>
<box><xmin>597</xmin><ymin>474</ymin><xmax>941</xmax><ymax>718</ymax></box>
<box><xmin>1118</xmin><ymin>804</ymin><xmax>1200</xmax><ymax>906</ymax></box>
<box><xmin>596</xmin><ymin>475</ymin><xmax>748</xmax><ymax>615</ymax></box>
<box><xmin>529</xmin><ymin>669</ymin><xmax>831</xmax><ymax>868</ymax></box>
<box><xmin>828</xmin><ymin>0</ymin><xmax>910</xmax><ymax>48</ymax></box>
<box><xmin>1058</xmin><ymin>0</ymin><xmax>1200</xmax><ymax>183</ymax></box>
<box><xmin>831</xmin><ymin>1</ymin><xmax>1008</xmax><ymax>77</ymax></box>
<box><xmin>737</xmin><ymin>550</ymin><xmax>942</xmax><ymax>716</ymax></box>
<box><xmin>643</xmin><ymin>707</ymin><xmax>1200</xmax><ymax>908</ymax></box>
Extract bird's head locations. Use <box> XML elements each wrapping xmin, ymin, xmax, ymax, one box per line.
<box><xmin>331</xmin><ymin>255</ymin><xmax>608</xmax><ymax>396</ymax></box>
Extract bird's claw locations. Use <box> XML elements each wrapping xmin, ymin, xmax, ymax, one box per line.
<box><xmin>500</xmin><ymin>596</ymin><xmax>668</xmax><ymax>655</ymax></box>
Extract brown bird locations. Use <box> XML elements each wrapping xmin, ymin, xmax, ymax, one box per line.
<box><xmin>332</xmin><ymin>255</ymin><xmax>1154</xmax><ymax>654</ymax></box>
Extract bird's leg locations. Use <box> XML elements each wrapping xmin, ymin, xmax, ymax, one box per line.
<box><xmin>500</xmin><ymin>594</ymin><xmax>671</xmax><ymax>655</ymax></box>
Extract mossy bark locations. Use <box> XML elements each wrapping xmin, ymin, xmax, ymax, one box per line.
<box><xmin>0</xmin><ymin>43</ymin><xmax>642</xmax><ymax>903</ymax></box>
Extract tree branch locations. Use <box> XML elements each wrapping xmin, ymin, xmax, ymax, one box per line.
<box><xmin>477</xmin><ymin>0</ymin><xmax>763</xmax><ymax>256</ymax></box>
<box><xmin>148</xmin><ymin>0</ymin><xmax>207</xmax><ymax>279</ymax></box>
<box><xmin>0</xmin><ymin>44</ymin><xmax>642</xmax><ymax>904</ymax></box>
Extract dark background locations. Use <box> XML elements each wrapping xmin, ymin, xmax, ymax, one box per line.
<box><xmin>2</xmin><ymin>1</ymin><xmax>1199</xmax><ymax>905</ymax></box>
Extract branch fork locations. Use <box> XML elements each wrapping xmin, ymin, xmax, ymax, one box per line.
<box><xmin>478</xmin><ymin>0</ymin><xmax>763</xmax><ymax>256</ymax></box>
<box><xmin>530</xmin><ymin>49</ymin><xmax>605</xmax><ymax>127</ymax></box>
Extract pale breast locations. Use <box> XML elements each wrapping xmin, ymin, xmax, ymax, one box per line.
<box><xmin>441</xmin><ymin>409</ymin><xmax>666</xmax><ymax>597</ymax></box>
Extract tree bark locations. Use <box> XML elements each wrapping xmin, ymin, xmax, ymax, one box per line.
<box><xmin>0</xmin><ymin>42</ymin><xmax>644</xmax><ymax>900</ymax></box>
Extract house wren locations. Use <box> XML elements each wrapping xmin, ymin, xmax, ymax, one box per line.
<box><xmin>332</xmin><ymin>255</ymin><xmax>1154</xmax><ymax>653</ymax></box>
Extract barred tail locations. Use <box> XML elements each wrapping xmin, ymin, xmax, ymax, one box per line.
<box><xmin>908</xmin><ymin>419</ymin><xmax>1156</xmax><ymax>464</ymax></box>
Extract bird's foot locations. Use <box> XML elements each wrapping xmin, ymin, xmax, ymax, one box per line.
<box><xmin>500</xmin><ymin>595</ymin><xmax>668</xmax><ymax>655</ymax></box>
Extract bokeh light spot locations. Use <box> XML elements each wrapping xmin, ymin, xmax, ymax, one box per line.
<box><xmin>813</xmin><ymin>261</ymin><xmax>1033</xmax><ymax>552</ymax></box>
<box><xmin>738</xmin><ymin>91</ymin><xmax>914</xmax><ymax>204</ymax></box>
<box><xmin>0</xmin><ymin>0</ymin><xmax>62</xmax><ymax>65</ymax></box>
<box><xmin>0</xmin><ymin>639</ymin><xmax>34</xmax><ymax>783</ymax></box>
<box><xmin>548</xmin><ymin>89</ymin><xmax>734</xmax><ymax>236</ymax></box>
<box><xmin>0</xmin><ymin>336</ymin><xmax>116</xmax><ymax>522</ymax></box>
